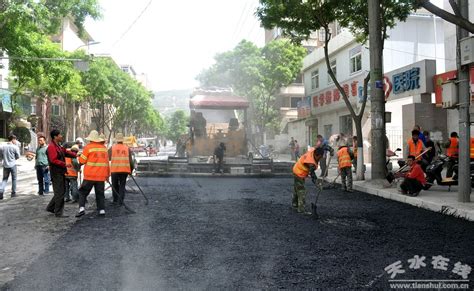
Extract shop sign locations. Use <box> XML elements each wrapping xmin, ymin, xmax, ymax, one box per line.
<box><xmin>0</xmin><ymin>89</ymin><xmax>12</xmax><ymax>113</ymax></box>
<box><xmin>297</xmin><ymin>97</ymin><xmax>311</xmax><ymax>118</ymax></box>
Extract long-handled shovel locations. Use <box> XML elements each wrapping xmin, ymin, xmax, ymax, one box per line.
<box><xmin>311</xmin><ymin>155</ymin><xmax>333</xmax><ymax>219</ymax></box>
<box><xmin>385</xmin><ymin>147</ymin><xmax>432</xmax><ymax>184</ymax></box>
<box><xmin>129</xmin><ymin>174</ymin><xmax>149</xmax><ymax>205</ymax></box>
<box><xmin>106</xmin><ymin>179</ymin><xmax>136</xmax><ymax>214</ymax></box>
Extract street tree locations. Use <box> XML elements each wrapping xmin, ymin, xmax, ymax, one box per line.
<box><xmin>256</xmin><ymin>0</ymin><xmax>413</xmax><ymax>180</ymax></box>
<box><xmin>164</xmin><ymin>110</ymin><xmax>188</xmax><ymax>143</ymax></box>
<box><xmin>197</xmin><ymin>39</ymin><xmax>306</xmax><ymax>144</ymax></box>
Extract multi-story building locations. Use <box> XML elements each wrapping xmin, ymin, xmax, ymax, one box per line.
<box><xmin>295</xmin><ymin>10</ymin><xmax>446</xmax><ymax>160</ymax></box>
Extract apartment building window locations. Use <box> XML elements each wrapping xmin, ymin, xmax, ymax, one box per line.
<box><xmin>339</xmin><ymin>115</ymin><xmax>353</xmax><ymax>137</ymax></box>
<box><xmin>52</xmin><ymin>104</ymin><xmax>61</xmax><ymax>116</ymax></box>
<box><xmin>318</xmin><ymin>29</ymin><xmax>326</xmax><ymax>42</ymax></box>
<box><xmin>350</xmin><ymin>46</ymin><xmax>362</xmax><ymax>74</ymax></box>
<box><xmin>328</xmin><ymin>59</ymin><xmax>336</xmax><ymax>84</ymax></box>
<box><xmin>290</xmin><ymin>97</ymin><xmax>301</xmax><ymax>108</ymax></box>
<box><xmin>324</xmin><ymin>124</ymin><xmax>333</xmax><ymax>139</ymax></box>
<box><xmin>31</xmin><ymin>104</ymin><xmax>36</xmax><ymax>115</ymax></box>
<box><xmin>311</xmin><ymin>69</ymin><xmax>319</xmax><ymax>90</ymax></box>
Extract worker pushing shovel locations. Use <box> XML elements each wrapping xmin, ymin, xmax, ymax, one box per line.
<box><xmin>292</xmin><ymin>147</ymin><xmax>325</xmax><ymax>215</ymax></box>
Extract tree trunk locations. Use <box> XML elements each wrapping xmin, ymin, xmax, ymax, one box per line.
<box><xmin>355</xmin><ymin>117</ymin><xmax>365</xmax><ymax>180</ymax></box>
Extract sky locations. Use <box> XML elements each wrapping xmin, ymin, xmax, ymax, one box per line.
<box><xmin>85</xmin><ymin>0</ymin><xmax>265</xmax><ymax>92</ymax></box>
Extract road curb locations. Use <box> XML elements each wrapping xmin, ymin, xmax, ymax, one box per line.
<box><xmin>353</xmin><ymin>183</ymin><xmax>474</xmax><ymax>222</ymax></box>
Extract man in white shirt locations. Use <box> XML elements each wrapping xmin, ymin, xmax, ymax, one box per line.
<box><xmin>0</xmin><ymin>135</ymin><xmax>20</xmax><ymax>199</ymax></box>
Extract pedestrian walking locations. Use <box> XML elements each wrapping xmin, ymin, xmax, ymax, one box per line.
<box><xmin>109</xmin><ymin>133</ymin><xmax>134</xmax><ymax>205</ymax></box>
<box><xmin>337</xmin><ymin>141</ymin><xmax>354</xmax><ymax>192</ymax></box>
<box><xmin>294</xmin><ymin>140</ymin><xmax>300</xmax><ymax>160</ymax></box>
<box><xmin>213</xmin><ymin>142</ymin><xmax>226</xmax><ymax>174</ymax></box>
<box><xmin>400</xmin><ymin>155</ymin><xmax>426</xmax><ymax>196</ymax></box>
<box><xmin>65</xmin><ymin>145</ymin><xmax>81</xmax><ymax>203</ymax></box>
<box><xmin>289</xmin><ymin>137</ymin><xmax>296</xmax><ymax>161</ymax></box>
<box><xmin>35</xmin><ymin>135</ymin><xmax>50</xmax><ymax>196</ymax></box>
<box><xmin>76</xmin><ymin>130</ymin><xmax>110</xmax><ymax>217</ymax></box>
<box><xmin>46</xmin><ymin>129</ymin><xmax>77</xmax><ymax>217</ymax></box>
<box><xmin>292</xmin><ymin>147</ymin><xmax>324</xmax><ymax>214</ymax></box>
<box><xmin>0</xmin><ymin>135</ymin><xmax>20</xmax><ymax>199</ymax></box>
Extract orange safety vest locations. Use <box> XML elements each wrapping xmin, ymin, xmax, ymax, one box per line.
<box><xmin>408</xmin><ymin>139</ymin><xmax>423</xmax><ymax>160</ymax></box>
<box><xmin>471</xmin><ymin>138</ymin><xmax>474</xmax><ymax>159</ymax></box>
<box><xmin>78</xmin><ymin>142</ymin><xmax>110</xmax><ymax>181</ymax></box>
<box><xmin>65</xmin><ymin>157</ymin><xmax>78</xmax><ymax>178</ymax></box>
<box><xmin>292</xmin><ymin>149</ymin><xmax>318</xmax><ymax>178</ymax></box>
<box><xmin>447</xmin><ymin>137</ymin><xmax>459</xmax><ymax>158</ymax></box>
<box><xmin>337</xmin><ymin>147</ymin><xmax>352</xmax><ymax>169</ymax></box>
<box><xmin>110</xmin><ymin>144</ymin><xmax>131</xmax><ymax>174</ymax></box>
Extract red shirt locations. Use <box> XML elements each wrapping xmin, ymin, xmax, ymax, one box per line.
<box><xmin>47</xmin><ymin>141</ymin><xmax>76</xmax><ymax>169</ymax></box>
<box><xmin>407</xmin><ymin>163</ymin><xmax>426</xmax><ymax>185</ymax></box>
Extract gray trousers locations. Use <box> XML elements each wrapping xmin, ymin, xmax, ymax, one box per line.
<box><xmin>0</xmin><ymin>166</ymin><xmax>17</xmax><ymax>196</ymax></box>
<box><xmin>319</xmin><ymin>156</ymin><xmax>327</xmax><ymax>177</ymax></box>
<box><xmin>340</xmin><ymin>167</ymin><xmax>353</xmax><ymax>190</ymax></box>
<box><xmin>65</xmin><ymin>178</ymin><xmax>79</xmax><ymax>201</ymax></box>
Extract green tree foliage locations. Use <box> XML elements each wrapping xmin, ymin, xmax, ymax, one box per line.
<box><xmin>197</xmin><ymin>39</ymin><xmax>306</xmax><ymax>140</ymax></box>
<box><xmin>163</xmin><ymin>110</ymin><xmax>188</xmax><ymax>142</ymax></box>
<box><xmin>13</xmin><ymin>126</ymin><xmax>31</xmax><ymax>144</ymax></box>
<box><xmin>81</xmin><ymin>56</ymin><xmax>163</xmax><ymax>137</ymax></box>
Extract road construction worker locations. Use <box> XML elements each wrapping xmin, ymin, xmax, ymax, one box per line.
<box><xmin>406</xmin><ymin>129</ymin><xmax>426</xmax><ymax>160</ymax></box>
<box><xmin>108</xmin><ymin>133</ymin><xmax>134</xmax><ymax>205</ymax></box>
<box><xmin>76</xmin><ymin>130</ymin><xmax>110</xmax><ymax>217</ymax></box>
<box><xmin>65</xmin><ymin>145</ymin><xmax>81</xmax><ymax>203</ymax></box>
<box><xmin>292</xmin><ymin>147</ymin><xmax>324</xmax><ymax>214</ymax></box>
<box><xmin>213</xmin><ymin>142</ymin><xmax>226</xmax><ymax>174</ymax></box>
<box><xmin>443</xmin><ymin>132</ymin><xmax>459</xmax><ymax>178</ymax></box>
<box><xmin>337</xmin><ymin>140</ymin><xmax>354</xmax><ymax>192</ymax></box>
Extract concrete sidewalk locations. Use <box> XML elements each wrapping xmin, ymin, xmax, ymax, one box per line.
<box><xmin>322</xmin><ymin>162</ymin><xmax>474</xmax><ymax>222</ymax></box>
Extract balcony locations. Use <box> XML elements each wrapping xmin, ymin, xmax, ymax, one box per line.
<box><xmin>278</xmin><ymin>84</ymin><xmax>304</xmax><ymax>96</ymax></box>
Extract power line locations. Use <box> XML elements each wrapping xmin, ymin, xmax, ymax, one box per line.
<box><xmin>231</xmin><ymin>0</ymin><xmax>250</xmax><ymax>42</ymax></box>
<box><xmin>111</xmin><ymin>0</ymin><xmax>153</xmax><ymax>49</ymax></box>
<box><xmin>233</xmin><ymin>0</ymin><xmax>256</xmax><ymax>44</ymax></box>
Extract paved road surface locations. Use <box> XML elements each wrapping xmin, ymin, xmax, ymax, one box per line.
<box><xmin>3</xmin><ymin>177</ymin><xmax>474</xmax><ymax>290</ymax></box>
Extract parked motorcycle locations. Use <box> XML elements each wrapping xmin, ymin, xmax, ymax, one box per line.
<box><xmin>423</xmin><ymin>143</ymin><xmax>474</xmax><ymax>190</ymax></box>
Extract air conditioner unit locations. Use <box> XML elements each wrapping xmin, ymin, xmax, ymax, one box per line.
<box><xmin>441</xmin><ymin>81</ymin><xmax>458</xmax><ymax>109</ymax></box>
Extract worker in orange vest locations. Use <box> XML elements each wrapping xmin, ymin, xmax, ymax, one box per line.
<box><xmin>64</xmin><ymin>145</ymin><xmax>81</xmax><ymax>203</ymax></box>
<box><xmin>75</xmin><ymin>130</ymin><xmax>110</xmax><ymax>217</ymax></box>
<box><xmin>108</xmin><ymin>133</ymin><xmax>134</xmax><ymax>205</ymax></box>
<box><xmin>443</xmin><ymin>132</ymin><xmax>459</xmax><ymax>178</ymax></box>
<box><xmin>292</xmin><ymin>147</ymin><xmax>324</xmax><ymax>214</ymax></box>
<box><xmin>406</xmin><ymin>129</ymin><xmax>426</xmax><ymax>161</ymax></box>
<box><xmin>337</xmin><ymin>141</ymin><xmax>355</xmax><ymax>192</ymax></box>
<box><xmin>471</xmin><ymin>137</ymin><xmax>474</xmax><ymax>160</ymax></box>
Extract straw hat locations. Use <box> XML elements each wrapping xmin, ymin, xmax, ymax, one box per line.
<box><xmin>71</xmin><ymin>145</ymin><xmax>80</xmax><ymax>152</ymax></box>
<box><xmin>85</xmin><ymin>130</ymin><xmax>105</xmax><ymax>142</ymax></box>
<box><xmin>115</xmin><ymin>133</ymin><xmax>124</xmax><ymax>142</ymax></box>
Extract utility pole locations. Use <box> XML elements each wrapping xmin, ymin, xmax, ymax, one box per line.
<box><xmin>368</xmin><ymin>0</ymin><xmax>386</xmax><ymax>180</ymax></box>
<box><xmin>457</xmin><ymin>0</ymin><xmax>471</xmax><ymax>202</ymax></box>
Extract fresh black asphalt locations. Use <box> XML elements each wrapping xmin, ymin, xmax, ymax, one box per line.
<box><xmin>3</xmin><ymin>177</ymin><xmax>474</xmax><ymax>290</ymax></box>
